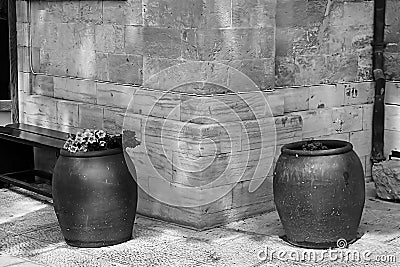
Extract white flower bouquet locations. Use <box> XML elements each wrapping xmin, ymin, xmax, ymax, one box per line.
<box><xmin>63</xmin><ymin>129</ymin><xmax>122</xmax><ymax>153</ymax></box>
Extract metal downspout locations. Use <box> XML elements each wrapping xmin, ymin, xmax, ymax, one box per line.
<box><xmin>371</xmin><ymin>0</ymin><xmax>386</xmax><ymax>163</ymax></box>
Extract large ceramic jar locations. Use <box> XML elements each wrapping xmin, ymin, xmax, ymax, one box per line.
<box><xmin>273</xmin><ymin>140</ymin><xmax>365</xmax><ymax>248</ymax></box>
<box><xmin>52</xmin><ymin>148</ymin><xmax>137</xmax><ymax>248</ymax></box>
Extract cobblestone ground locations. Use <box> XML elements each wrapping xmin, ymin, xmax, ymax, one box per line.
<box><xmin>0</xmin><ymin>183</ymin><xmax>399</xmax><ymax>267</ymax></box>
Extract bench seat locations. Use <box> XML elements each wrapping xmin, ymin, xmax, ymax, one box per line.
<box><xmin>0</xmin><ymin>123</ymin><xmax>68</xmax><ymax>198</ymax></box>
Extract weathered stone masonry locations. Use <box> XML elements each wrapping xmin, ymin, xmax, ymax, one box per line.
<box><xmin>16</xmin><ymin>0</ymin><xmax>380</xmax><ymax>228</ymax></box>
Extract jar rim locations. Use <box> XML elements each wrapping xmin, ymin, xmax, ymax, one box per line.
<box><xmin>60</xmin><ymin>147</ymin><xmax>123</xmax><ymax>158</ymax></box>
<box><xmin>281</xmin><ymin>140</ymin><xmax>353</xmax><ymax>156</ymax></box>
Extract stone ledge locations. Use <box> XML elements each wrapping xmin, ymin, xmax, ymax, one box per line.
<box><xmin>372</xmin><ymin>160</ymin><xmax>400</xmax><ymax>200</ymax></box>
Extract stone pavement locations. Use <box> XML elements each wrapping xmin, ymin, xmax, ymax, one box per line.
<box><xmin>0</xmin><ymin>183</ymin><xmax>399</xmax><ymax>267</ymax></box>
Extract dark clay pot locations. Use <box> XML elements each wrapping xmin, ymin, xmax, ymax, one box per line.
<box><xmin>273</xmin><ymin>140</ymin><xmax>365</xmax><ymax>249</ymax></box>
<box><xmin>52</xmin><ymin>148</ymin><xmax>137</xmax><ymax>248</ymax></box>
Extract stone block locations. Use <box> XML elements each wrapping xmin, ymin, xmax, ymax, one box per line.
<box><xmin>292</xmin><ymin>26</ymin><xmax>321</xmax><ymax>56</ymax></box>
<box><xmin>293</xmin><ymin>55</ymin><xmax>325</xmax><ymax>86</ymax></box>
<box><xmin>16</xmin><ymin>0</ymin><xmax>28</xmax><ymax>23</ymax></box>
<box><xmin>128</xmin><ymin>89</ymin><xmax>181</xmax><ymax>120</ymax></box>
<box><xmin>32</xmin><ymin>75</ymin><xmax>54</xmax><ymax>97</ymax></box>
<box><xmin>204</xmin><ymin>62</ymin><xmax>230</xmax><ymax>87</ymax></box>
<box><xmin>24</xmin><ymin>114</ymin><xmax>76</xmax><ymax>133</ymax></box>
<box><xmin>144</xmin><ymin>61</ymin><xmax>210</xmax><ymax>91</ymax></box>
<box><xmin>172</xmin><ymin>151</ymin><xmax>237</xmax><ymax>187</ymax></box>
<box><xmin>180</xmin><ymin>92</ymin><xmax>280</xmax><ymax>125</ymax></box>
<box><xmin>124</xmin><ymin>101</ymin><xmax>281</xmax><ymax>228</ymax></box>
<box><xmin>298</xmin><ymin>109</ymin><xmax>331</xmax><ymax>138</ymax></box>
<box><xmin>350</xmin><ymin>130</ymin><xmax>372</xmax><ymax>158</ymax></box>
<box><xmin>123</xmin><ymin>113</ymin><xmax>143</xmax><ymax>140</ymax></box>
<box><xmin>18</xmin><ymin>72</ymin><xmax>32</xmax><ymax>95</ymax></box>
<box><xmin>74</xmin><ymin>23</ymin><xmax>95</xmax><ymax>51</ymax></box>
<box><xmin>232</xmin><ymin>0</ymin><xmax>276</xmax><ymax>28</ymax></box>
<box><xmin>31</xmin><ymin>47</ymin><xmax>40</xmax><ymax>73</ymax></box>
<box><xmin>342</xmin><ymin>82</ymin><xmax>374</xmax><ymax>106</ymax></box>
<box><xmin>309</xmin><ymin>84</ymin><xmax>344</xmax><ymax>109</ymax></box>
<box><xmin>340</xmin><ymin>1</ymin><xmax>374</xmax><ymax>27</ymax></box>
<box><xmin>58</xmin><ymin>23</ymin><xmax>76</xmax><ymax>51</ymax></box>
<box><xmin>226</xmin><ymin>58</ymin><xmax>275</xmax><ymax>91</ymax></box>
<box><xmin>78</xmin><ymin>104</ymin><xmax>104</xmax><ymax>129</ymax></box>
<box><xmin>386</xmin><ymin>82</ymin><xmax>400</xmax><ymax>105</ymax></box>
<box><xmin>125</xmin><ymin>26</ymin><xmax>144</xmax><ymax>55</ymax></box>
<box><xmin>171</xmin><ymin>123</ymin><xmax>242</xmax><ymax>157</ymax></box>
<box><xmin>136</xmin><ymin>180</ymin><xmax>275</xmax><ymax>229</ymax></box>
<box><xmin>143</xmin><ymin>0</ymin><xmax>231</xmax><ymax>29</ymax></box>
<box><xmin>231</xmin><ymin>176</ymin><xmax>273</xmax><ymax>208</ymax></box>
<box><xmin>53</xmin><ymin>76</ymin><xmax>67</xmax><ymax>93</ymax></box>
<box><xmin>298</xmin><ymin>105</ymin><xmax>363</xmax><ymax>138</ymax></box>
<box><xmin>200</xmin><ymin>0</ymin><xmax>232</xmax><ymax>28</ymax></box>
<box><xmin>181</xmin><ymin>94</ymin><xmax>242</xmax><ymax>123</ymax></box>
<box><xmin>31</xmin><ymin>22</ymin><xmax>72</xmax><ymax>51</ymax></box>
<box><xmin>357</xmin><ymin>55</ymin><xmax>373</xmax><ymax>81</ymax></box>
<box><xmin>55</xmin><ymin>78</ymin><xmax>96</xmax><ymax>104</ymax></box>
<box><xmin>384</xmin><ymin>130</ymin><xmax>400</xmax><ymax>158</ymax></box>
<box><xmin>276</xmin><ymin>0</ymin><xmax>325</xmax><ymax>28</ymax></box>
<box><xmin>323</xmin><ymin>53</ymin><xmax>359</xmax><ymax>84</ymax></box>
<box><xmin>17</xmin><ymin>46</ymin><xmax>30</xmax><ymax>73</ymax></box>
<box><xmin>331</xmin><ymin>105</ymin><xmax>363</xmax><ymax>133</ymax></box>
<box><xmin>385</xmin><ymin>53</ymin><xmax>400</xmax><ymax>80</ymax></box>
<box><xmin>108</xmin><ymin>54</ymin><xmax>143</xmax><ymax>84</ymax></box>
<box><xmin>275</xmin><ymin>27</ymin><xmax>298</xmax><ymax>57</ymax></box>
<box><xmin>183</xmin><ymin>28</ymin><xmax>274</xmax><ymax>61</ymax></box>
<box><xmin>143</xmin><ymin>27</ymin><xmax>182</xmax><ymax>59</ymax></box>
<box><xmin>95</xmin><ymin>24</ymin><xmax>124</xmax><ymax>53</ymax></box>
<box><xmin>278</xmin><ymin>86</ymin><xmax>309</xmax><ymax>113</ymax></box>
<box><xmin>126</xmin><ymin>114</ymin><xmax>276</xmax><ymax>186</ymax></box>
<box><xmin>103</xmin><ymin>0</ymin><xmax>142</xmax><ymax>25</ymax></box>
<box><xmin>372</xmin><ymin>160</ymin><xmax>400</xmax><ymax>200</ymax></box>
<box><xmin>242</xmin><ymin>115</ymin><xmax>303</xmax><ymax>151</ymax></box>
<box><xmin>61</xmin><ymin>1</ymin><xmax>80</xmax><ymax>23</ymax></box>
<box><xmin>305</xmin><ymin>132</ymin><xmax>350</xmax><ymax>142</ymax></box>
<box><xmin>364</xmin><ymin>156</ymin><xmax>372</xmax><ymax>180</ymax></box>
<box><xmin>362</xmin><ymin>103</ymin><xmax>373</xmax><ymax>130</ymax></box>
<box><xmin>274</xmin><ymin>56</ymin><xmax>296</xmax><ymax>87</ymax></box>
<box><xmin>323</xmin><ymin>25</ymin><xmax>373</xmax><ymax>56</ymax></box>
<box><xmin>56</xmin><ymin>100</ymin><xmax>79</xmax><ymax>127</ymax></box>
<box><xmin>79</xmin><ymin>1</ymin><xmax>102</xmax><ymax>24</ymax></box>
<box><xmin>70</xmin><ymin>49</ymin><xmax>96</xmax><ymax>78</ymax></box>
<box><xmin>95</xmin><ymin>52</ymin><xmax>109</xmax><ymax>81</ymax></box>
<box><xmin>137</xmin><ymin>189</ymin><xmax>233</xmax><ymax>229</ymax></box>
<box><xmin>142</xmin><ymin>57</ymin><xmax>183</xmax><ymax>84</ymax></box>
<box><xmin>16</xmin><ymin>23</ymin><xmax>29</xmax><ymax>47</ymax></box>
<box><xmin>39</xmin><ymin>48</ymin><xmax>67</xmax><ymax>76</ymax></box>
<box><xmin>97</xmin><ymin>82</ymin><xmax>137</xmax><ymax>109</ymax></box>
<box><xmin>30</xmin><ymin>1</ymin><xmax>62</xmax><ymax>23</ymax></box>
<box><xmin>350</xmin><ymin>25</ymin><xmax>373</xmax><ymax>52</ymax></box>
<box><xmin>385</xmin><ymin>104</ymin><xmax>400</xmax><ymax>132</ymax></box>
<box><xmin>22</xmin><ymin>95</ymin><xmax>57</xmax><ymax>124</ymax></box>
<box><xmin>103</xmin><ymin>107</ymin><xmax>125</xmax><ymax>134</ymax></box>
<box><xmin>146</xmin><ymin>175</ymin><xmax>233</xmax><ymax>208</ymax></box>
<box><xmin>203</xmin><ymin>200</ymin><xmax>275</xmax><ymax>227</ymax></box>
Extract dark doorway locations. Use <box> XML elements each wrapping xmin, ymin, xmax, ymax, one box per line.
<box><xmin>0</xmin><ymin>0</ymin><xmax>10</xmax><ymax>100</ymax></box>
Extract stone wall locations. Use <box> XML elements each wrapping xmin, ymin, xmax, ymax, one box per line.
<box><xmin>383</xmin><ymin>0</ymin><xmax>400</xmax><ymax>159</ymax></box>
<box><xmin>275</xmin><ymin>0</ymin><xmax>373</xmax><ymax>86</ymax></box>
<box><xmin>385</xmin><ymin>0</ymin><xmax>400</xmax><ymax>80</ymax></box>
<box><xmin>16</xmin><ymin>0</ymin><xmax>375</xmax><ymax>228</ymax></box>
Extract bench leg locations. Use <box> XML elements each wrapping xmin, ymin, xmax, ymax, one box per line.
<box><xmin>0</xmin><ymin>140</ymin><xmax>34</xmax><ymax>186</ymax></box>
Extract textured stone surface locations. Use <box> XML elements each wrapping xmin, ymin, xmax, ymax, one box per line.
<box><xmin>0</xmin><ymin>183</ymin><xmax>399</xmax><ymax>267</ymax></box>
<box><xmin>108</xmin><ymin>54</ymin><xmax>143</xmax><ymax>84</ymax></box>
<box><xmin>16</xmin><ymin>0</ymin><xmax>377</xmax><ymax>230</ymax></box>
<box><xmin>373</xmin><ymin>160</ymin><xmax>400</xmax><ymax>200</ymax></box>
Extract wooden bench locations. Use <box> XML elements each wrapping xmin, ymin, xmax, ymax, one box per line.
<box><xmin>0</xmin><ymin>123</ymin><xmax>68</xmax><ymax>198</ymax></box>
